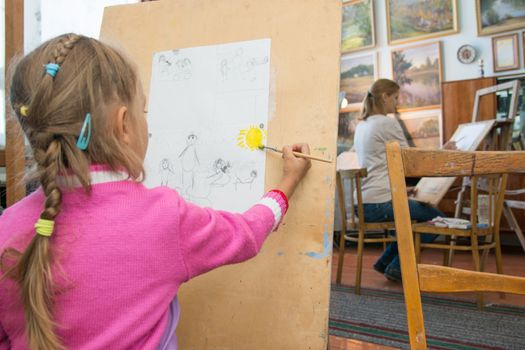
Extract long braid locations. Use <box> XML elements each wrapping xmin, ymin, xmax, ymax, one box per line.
<box><xmin>3</xmin><ymin>33</ymin><xmax>144</xmax><ymax>348</ymax></box>
<box><xmin>20</xmin><ymin>140</ymin><xmax>64</xmax><ymax>350</ymax></box>
<box><xmin>11</xmin><ymin>35</ymin><xmax>80</xmax><ymax>350</ymax></box>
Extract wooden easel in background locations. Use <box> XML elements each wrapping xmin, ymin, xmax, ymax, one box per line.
<box><xmin>452</xmin><ymin>80</ymin><xmax>524</xmax><ymax>266</ymax></box>
<box><xmin>4</xmin><ymin>0</ymin><xmax>27</xmax><ymax>208</ymax></box>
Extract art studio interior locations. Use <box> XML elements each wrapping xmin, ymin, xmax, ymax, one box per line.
<box><xmin>1</xmin><ymin>1</ymin><xmax>525</xmax><ymax>349</ymax></box>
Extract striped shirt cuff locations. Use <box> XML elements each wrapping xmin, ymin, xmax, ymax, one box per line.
<box><xmin>258</xmin><ymin>190</ymin><xmax>289</xmax><ymax>231</ymax></box>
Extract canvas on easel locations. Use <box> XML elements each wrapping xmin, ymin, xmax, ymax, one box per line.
<box><xmin>412</xmin><ymin>119</ymin><xmax>496</xmax><ymax>206</ymax></box>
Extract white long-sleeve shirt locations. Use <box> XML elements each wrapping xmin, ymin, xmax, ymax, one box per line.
<box><xmin>354</xmin><ymin>114</ymin><xmax>408</xmax><ymax>203</ymax></box>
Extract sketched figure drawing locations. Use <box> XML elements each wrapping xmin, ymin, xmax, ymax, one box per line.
<box><xmin>174</xmin><ymin>58</ymin><xmax>192</xmax><ymax>81</ymax></box>
<box><xmin>157</xmin><ymin>54</ymin><xmax>172</xmax><ymax>80</ymax></box>
<box><xmin>208</xmin><ymin>158</ymin><xmax>232</xmax><ymax>187</ymax></box>
<box><xmin>185</xmin><ymin>158</ymin><xmax>232</xmax><ymax>207</ymax></box>
<box><xmin>234</xmin><ymin>169</ymin><xmax>257</xmax><ymax>190</ymax></box>
<box><xmin>178</xmin><ymin>134</ymin><xmax>200</xmax><ymax>187</ymax></box>
<box><xmin>158</xmin><ymin>158</ymin><xmax>176</xmax><ymax>186</ymax></box>
<box><xmin>219</xmin><ymin>47</ymin><xmax>268</xmax><ymax>82</ymax></box>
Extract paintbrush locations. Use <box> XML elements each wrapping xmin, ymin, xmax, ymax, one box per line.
<box><xmin>258</xmin><ymin>145</ymin><xmax>332</xmax><ymax>163</ymax></box>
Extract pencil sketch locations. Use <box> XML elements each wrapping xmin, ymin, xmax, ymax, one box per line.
<box><xmin>159</xmin><ymin>158</ymin><xmax>176</xmax><ymax>186</ymax></box>
<box><xmin>219</xmin><ymin>47</ymin><xmax>269</xmax><ymax>82</ymax></box>
<box><xmin>156</xmin><ymin>52</ymin><xmax>193</xmax><ymax>81</ymax></box>
<box><xmin>234</xmin><ymin>164</ymin><xmax>258</xmax><ymax>190</ymax></box>
<box><xmin>185</xmin><ymin>157</ymin><xmax>233</xmax><ymax>207</ymax></box>
<box><xmin>178</xmin><ymin>133</ymin><xmax>200</xmax><ymax>186</ymax></box>
<box><xmin>146</xmin><ymin>39</ymin><xmax>271</xmax><ymax>212</ymax></box>
<box><xmin>208</xmin><ymin>158</ymin><xmax>232</xmax><ymax>187</ymax></box>
<box><xmin>173</xmin><ymin>58</ymin><xmax>192</xmax><ymax>81</ymax></box>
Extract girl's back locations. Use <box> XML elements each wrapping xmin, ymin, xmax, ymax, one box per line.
<box><xmin>0</xmin><ymin>168</ymin><xmax>278</xmax><ymax>349</ymax></box>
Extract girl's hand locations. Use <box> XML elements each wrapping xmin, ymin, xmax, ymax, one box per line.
<box><xmin>276</xmin><ymin>143</ymin><xmax>312</xmax><ymax>198</ymax></box>
<box><xmin>443</xmin><ymin>140</ymin><xmax>458</xmax><ymax>150</ymax></box>
<box><xmin>407</xmin><ymin>186</ymin><xmax>418</xmax><ymax>197</ymax></box>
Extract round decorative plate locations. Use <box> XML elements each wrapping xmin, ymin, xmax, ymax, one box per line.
<box><xmin>457</xmin><ymin>45</ymin><xmax>477</xmax><ymax>64</ymax></box>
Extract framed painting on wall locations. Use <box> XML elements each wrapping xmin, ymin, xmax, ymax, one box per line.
<box><xmin>492</xmin><ymin>33</ymin><xmax>520</xmax><ymax>72</ymax></box>
<box><xmin>386</xmin><ymin>0</ymin><xmax>458</xmax><ymax>45</ymax></box>
<box><xmin>476</xmin><ymin>0</ymin><xmax>525</xmax><ymax>36</ymax></box>
<box><xmin>391</xmin><ymin>41</ymin><xmax>442</xmax><ymax>112</ymax></box>
<box><xmin>341</xmin><ymin>0</ymin><xmax>375</xmax><ymax>53</ymax></box>
<box><xmin>337</xmin><ymin>111</ymin><xmax>360</xmax><ymax>155</ymax></box>
<box><xmin>396</xmin><ymin>112</ymin><xmax>442</xmax><ymax>149</ymax></box>
<box><xmin>340</xmin><ymin>53</ymin><xmax>378</xmax><ymax>111</ymax></box>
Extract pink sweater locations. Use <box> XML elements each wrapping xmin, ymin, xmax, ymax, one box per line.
<box><xmin>0</xmin><ymin>169</ymin><xmax>286</xmax><ymax>349</ymax></box>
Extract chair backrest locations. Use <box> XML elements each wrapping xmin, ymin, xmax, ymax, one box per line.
<box><xmin>336</xmin><ymin>168</ymin><xmax>367</xmax><ymax>230</ymax></box>
<box><xmin>385</xmin><ymin>141</ymin><xmax>525</xmax><ymax>350</ymax></box>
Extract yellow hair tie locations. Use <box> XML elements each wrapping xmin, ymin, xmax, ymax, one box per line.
<box><xmin>35</xmin><ymin>218</ymin><xmax>54</xmax><ymax>237</ymax></box>
<box><xmin>20</xmin><ymin>106</ymin><xmax>29</xmax><ymax>117</ymax></box>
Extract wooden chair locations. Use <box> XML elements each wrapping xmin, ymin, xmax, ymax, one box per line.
<box><xmin>385</xmin><ymin>141</ymin><xmax>525</xmax><ymax>350</ymax></box>
<box><xmin>411</xmin><ymin>172</ymin><xmax>506</xmax><ymax>280</ymax></box>
<box><xmin>335</xmin><ymin>169</ymin><xmax>396</xmax><ymax>294</ymax></box>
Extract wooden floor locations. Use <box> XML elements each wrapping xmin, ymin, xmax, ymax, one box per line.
<box><xmin>328</xmin><ymin>244</ymin><xmax>525</xmax><ymax>349</ymax></box>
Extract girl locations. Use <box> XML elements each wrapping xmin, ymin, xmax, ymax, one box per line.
<box><xmin>353</xmin><ymin>79</ymin><xmax>443</xmax><ymax>282</ymax></box>
<box><xmin>0</xmin><ymin>34</ymin><xmax>311</xmax><ymax>350</ymax></box>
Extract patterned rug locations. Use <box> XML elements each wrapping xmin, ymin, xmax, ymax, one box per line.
<box><xmin>330</xmin><ymin>284</ymin><xmax>525</xmax><ymax>350</ymax></box>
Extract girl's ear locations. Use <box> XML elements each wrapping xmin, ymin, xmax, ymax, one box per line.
<box><xmin>114</xmin><ymin>105</ymin><xmax>131</xmax><ymax>145</ymax></box>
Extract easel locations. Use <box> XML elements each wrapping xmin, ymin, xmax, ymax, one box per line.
<box><xmin>101</xmin><ymin>1</ymin><xmax>341</xmax><ymax>349</ymax></box>
<box><xmin>451</xmin><ymin>80</ymin><xmax>524</xmax><ymax>266</ymax></box>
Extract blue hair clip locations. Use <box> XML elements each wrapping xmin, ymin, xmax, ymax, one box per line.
<box><xmin>76</xmin><ymin>113</ymin><xmax>92</xmax><ymax>150</ymax></box>
<box><xmin>45</xmin><ymin>63</ymin><xmax>60</xmax><ymax>78</ymax></box>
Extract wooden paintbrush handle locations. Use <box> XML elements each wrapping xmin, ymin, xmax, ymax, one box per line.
<box><xmin>291</xmin><ymin>151</ymin><xmax>332</xmax><ymax>163</ymax></box>
<box><xmin>262</xmin><ymin>145</ymin><xmax>332</xmax><ymax>163</ymax></box>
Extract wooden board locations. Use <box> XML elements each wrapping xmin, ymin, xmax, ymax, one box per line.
<box><xmin>100</xmin><ymin>1</ymin><xmax>341</xmax><ymax>349</ymax></box>
<box><xmin>5</xmin><ymin>0</ymin><xmax>27</xmax><ymax>206</ymax></box>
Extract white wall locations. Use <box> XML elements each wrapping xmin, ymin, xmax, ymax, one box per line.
<box><xmin>372</xmin><ymin>0</ymin><xmax>525</xmax><ymax>83</ymax></box>
<box><xmin>0</xmin><ymin>0</ymin><xmax>140</xmax><ymax>147</ymax></box>
<box><xmin>40</xmin><ymin>0</ymin><xmax>138</xmax><ymax>43</ymax></box>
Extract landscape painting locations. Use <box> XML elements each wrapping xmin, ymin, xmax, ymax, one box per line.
<box><xmin>397</xmin><ymin>113</ymin><xmax>442</xmax><ymax>149</ymax></box>
<box><xmin>387</xmin><ymin>0</ymin><xmax>458</xmax><ymax>45</ymax></box>
<box><xmin>341</xmin><ymin>0</ymin><xmax>375</xmax><ymax>53</ymax></box>
<box><xmin>337</xmin><ymin>111</ymin><xmax>360</xmax><ymax>155</ymax></box>
<box><xmin>476</xmin><ymin>0</ymin><xmax>525</xmax><ymax>36</ymax></box>
<box><xmin>340</xmin><ymin>53</ymin><xmax>377</xmax><ymax>110</ymax></box>
<box><xmin>391</xmin><ymin>42</ymin><xmax>442</xmax><ymax>111</ymax></box>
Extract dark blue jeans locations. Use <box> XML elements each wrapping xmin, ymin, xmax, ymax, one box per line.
<box><xmin>361</xmin><ymin>200</ymin><xmax>443</xmax><ymax>271</ymax></box>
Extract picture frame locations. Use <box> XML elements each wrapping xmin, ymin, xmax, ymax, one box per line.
<box><xmin>341</xmin><ymin>0</ymin><xmax>375</xmax><ymax>54</ymax></box>
<box><xmin>396</xmin><ymin>112</ymin><xmax>442</xmax><ymax>149</ymax></box>
<box><xmin>340</xmin><ymin>52</ymin><xmax>378</xmax><ymax>111</ymax></box>
<box><xmin>337</xmin><ymin>110</ymin><xmax>361</xmax><ymax>155</ymax></box>
<box><xmin>492</xmin><ymin>33</ymin><xmax>520</xmax><ymax>72</ymax></box>
<box><xmin>386</xmin><ymin>0</ymin><xmax>458</xmax><ymax>45</ymax></box>
<box><xmin>391</xmin><ymin>41</ymin><xmax>442</xmax><ymax>112</ymax></box>
<box><xmin>476</xmin><ymin>0</ymin><xmax>525</xmax><ymax>36</ymax></box>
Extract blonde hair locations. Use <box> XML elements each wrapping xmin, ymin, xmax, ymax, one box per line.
<box><xmin>360</xmin><ymin>78</ymin><xmax>400</xmax><ymax>120</ymax></box>
<box><xmin>2</xmin><ymin>33</ymin><xmax>144</xmax><ymax>350</ymax></box>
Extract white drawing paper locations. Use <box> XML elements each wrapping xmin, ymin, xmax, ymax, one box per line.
<box><xmin>144</xmin><ymin>39</ymin><xmax>271</xmax><ymax>212</ymax></box>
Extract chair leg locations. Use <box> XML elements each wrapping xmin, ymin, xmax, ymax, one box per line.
<box><xmin>443</xmin><ymin>235</ymin><xmax>451</xmax><ymax>266</ymax></box>
<box><xmin>415</xmin><ymin>233</ymin><xmax>421</xmax><ymax>264</ymax></box>
<box><xmin>446</xmin><ymin>235</ymin><xmax>457</xmax><ymax>266</ymax></box>
<box><xmin>336</xmin><ymin>229</ymin><xmax>346</xmax><ymax>285</ymax></box>
<box><xmin>355</xmin><ymin>227</ymin><xmax>365</xmax><ymax>295</ymax></box>
<box><xmin>493</xmin><ymin>229</ymin><xmax>506</xmax><ymax>299</ymax></box>
<box><xmin>470</xmin><ymin>235</ymin><xmax>484</xmax><ymax>309</ymax></box>
<box><xmin>503</xmin><ymin>203</ymin><xmax>525</xmax><ymax>253</ymax></box>
<box><xmin>480</xmin><ymin>234</ymin><xmax>491</xmax><ymax>272</ymax></box>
